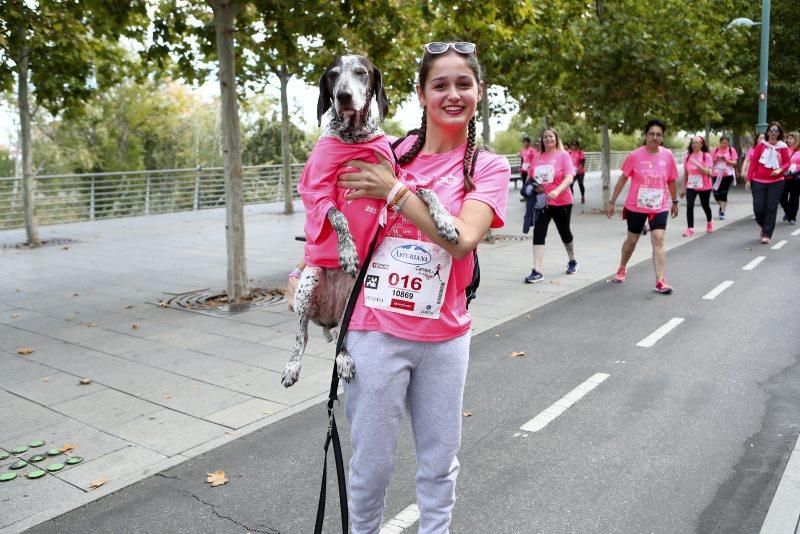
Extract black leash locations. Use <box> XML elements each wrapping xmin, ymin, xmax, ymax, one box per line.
<box><xmin>314</xmin><ymin>229</ymin><xmax>380</xmax><ymax>534</ymax></box>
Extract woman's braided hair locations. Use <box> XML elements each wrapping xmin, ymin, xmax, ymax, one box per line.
<box><xmin>398</xmin><ymin>46</ymin><xmax>483</xmax><ymax>192</ymax></box>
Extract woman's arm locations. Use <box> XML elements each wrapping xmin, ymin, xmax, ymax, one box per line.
<box><xmin>548</xmin><ymin>173</ymin><xmax>574</xmax><ymax>200</ymax></box>
<box><xmin>339</xmin><ymin>154</ymin><xmax>496</xmax><ymax>260</ymax></box>
<box><xmin>605</xmin><ymin>174</ymin><xmax>629</xmax><ymax>218</ymax></box>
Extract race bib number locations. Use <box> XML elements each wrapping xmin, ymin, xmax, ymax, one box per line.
<box><xmin>687</xmin><ymin>174</ymin><xmax>704</xmax><ymax>189</ymax></box>
<box><xmin>534</xmin><ymin>164</ymin><xmax>555</xmax><ymax>184</ymax></box>
<box><xmin>637</xmin><ymin>187</ymin><xmax>664</xmax><ymax>210</ymax></box>
<box><xmin>363</xmin><ymin>237</ymin><xmax>452</xmax><ymax>319</ymax></box>
<box><xmin>521</xmin><ymin>162</ymin><xmax>530</xmax><ymax>171</ymax></box>
<box><xmin>714</xmin><ymin>162</ymin><xmax>727</xmax><ymax>172</ymax></box>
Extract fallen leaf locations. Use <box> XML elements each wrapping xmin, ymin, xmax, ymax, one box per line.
<box><xmin>206</xmin><ymin>470</ymin><xmax>228</xmax><ymax>487</ymax></box>
<box><xmin>60</xmin><ymin>443</ymin><xmax>76</xmax><ymax>453</ymax></box>
<box><xmin>65</xmin><ymin>315</ymin><xmax>75</xmax><ymax>321</ymax></box>
<box><xmin>42</xmin><ymin>377</ymin><xmax>49</xmax><ymax>382</ymax></box>
<box><xmin>72</xmin><ymin>293</ymin><xmax>79</xmax><ymax>297</ymax></box>
<box><xmin>11</xmin><ymin>313</ymin><xmax>20</xmax><ymax>319</ymax></box>
<box><xmin>86</xmin><ymin>323</ymin><xmax>97</xmax><ymax>328</ymax></box>
<box><xmin>462</xmin><ymin>411</ymin><xmax>473</xmax><ymax>417</ymax></box>
<box><xmin>510</xmin><ymin>351</ymin><xmax>525</xmax><ymax>358</ymax></box>
<box><xmin>79</xmin><ymin>378</ymin><xmax>92</xmax><ymax>385</ymax></box>
<box><xmin>163</xmin><ymin>394</ymin><xmax>172</xmax><ymax>400</ymax></box>
<box><xmin>62</xmin><ymin>246</ymin><xmax>70</xmax><ymax>250</ymax></box>
<box><xmin>124</xmin><ymin>305</ymin><xmax>133</xmax><ymax>309</ymax></box>
<box><xmin>131</xmin><ymin>324</ymin><xmax>140</xmax><ymax>330</ymax></box>
<box><xmin>89</xmin><ymin>477</ymin><xmax>108</xmax><ymax>490</ymax></box>
<box><xmin>263</xmin><ymin>410</ymin><xmax>273</xmax><ymax>416</ymax></box>
<box><xmin>17</xmin><ymin>347</ymin><xmax>35</xmax><ymax>355</ymax></box>
<box><xmin>158</xmin><ymin>301</ymin><xmax>167</xmax><ymax>308</ymax></box>
<box><xmin>191</xmin><ymin>385</ymin><xmax>199</xmax><ymax>390</ymax></box>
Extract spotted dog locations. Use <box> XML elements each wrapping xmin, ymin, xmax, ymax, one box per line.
<box><xmin>282</xmin><ymin>55</ymin><xmax>458</xmax><ymax>388</ymax></box>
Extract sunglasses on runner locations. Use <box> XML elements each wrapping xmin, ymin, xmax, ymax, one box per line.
<box><xmin>768</xmin><ymin>127</ymin><xmax>780</xmax><ymax>133</ymax></box>
<box><xmin>424</xmin><ymin>42</ymin><xmax>476</xmax><ymax>55</ymax></box>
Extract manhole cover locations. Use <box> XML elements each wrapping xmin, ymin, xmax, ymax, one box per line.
<box><xmin>493</xmin><ymin>234</ymin><xmax>529</xmax><ymax>241</ymax></box>
<box><xmin>157</xmin><ymin>288</ymin><xmax>286</xmax><ymax>317</ymax></box>
<box><xmin>1</xmin><ymin>238</ymin><xmax>79</xmax><ymax>249</ymax></box>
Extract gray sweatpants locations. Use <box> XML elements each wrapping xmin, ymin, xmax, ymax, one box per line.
<box><xmin>344</xmin><ymin>330</ymin><xmax>471</xmax><ymax>534</ymax></box>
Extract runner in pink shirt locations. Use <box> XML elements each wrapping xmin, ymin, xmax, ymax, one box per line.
<box><xmin>518</xmin><ymin>136</ymin><xmax>537</xmax><ymax>183</ymax></box>
<box><xmin>746</xmin><ymin>121</ymin><xmax>792</xmax><ymax>244</ymax></box>
<box><xmin>606</xmin><ymin>119</ymin><xmax>679</xmax><ymax>294</ymax></box>
<box><xmin>524</xmin><ymin>128</ymin><xmax>578</xmax><ymax>283</ymax></box>
<box><xmin>568</xmin><ymin>140</ymin><xmax>587</xmax><ymax>204</ymax></box>
<box><xmin>680</xmin><ymin>135</ymin><xmax>714</xmax><ymax>236</ymax></box>
<box><xmin>710</xmin><ymin>135</ymin><xmax>739</xmax><ymax>220</ymax></box>
<box><xmin>779</xmin><ymin>131</ymin><xmax>800</xmax><ymax>225</ymax></box>
<box><xmin>333</xmin><ymin>42</ymin><xmax>508</xmax><ymax>532</ymax></box>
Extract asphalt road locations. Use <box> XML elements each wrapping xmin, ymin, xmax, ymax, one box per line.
<box><xmin>29</xmin><ymin>217</ymin><xmax>800</xmax><ymax>534</ymax></box>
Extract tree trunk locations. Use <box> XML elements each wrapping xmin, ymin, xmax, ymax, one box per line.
<box><xmin>17</xmin><ymin>22</ymin><xmax>41</xmax><ymax>246</ymax></box>
<box><xmin>480</xmin><ymin>87</ymin><xmax>490</xmax><ymax>148</ymax></box>
<box><xmin>278</xmin><ymin>70</ymin><xmax>294</xmax><ymax>214</ymax></box>
<box><xmin>209</xmin><ymin>0</ymin><xmax>248</xmax><ymax>303</ymax></box>
<box><xmin>601</xmin><ymin>124</ymin><xmax>611</xmax><ymax>205</ymax></box>
<box><xmin>732</xmin><ymin>130</ymin><xmax>742</xmax><ymax>167</ymax></box>
<box><xmin>704</xmin><ymin>118</ymin><xmax>711</xmax><ymax>142</ymax></box>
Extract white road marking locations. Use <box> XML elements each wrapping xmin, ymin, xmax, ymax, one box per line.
<box><xmin>636</xmin><ymin>318</ymin><xmax>685</xmax><ymax>348</ymax></box>
<box><xmin>379</xmin><ymin>504</ymin><xmax>419</xmax><ymax>533</ymax></box>
<box><xmin>520</xmin><ymin>373</ymin><xmax>610</xmax><ymax>433</ymax></box>
<box><xmin>702</xmin><ymin>281</ymin><xmax>734</xmax><ymax>300</ymax></box>
<box><xmin>771</xmin><ymin>240</ymin><xmax>787</xmax><ymax>250</ymax></box>
<box><xmin>742</xmin><ymin>256</ymin><xmax>766</xmax><ymax>271</ymax></box>
<box><xmin>759</xmin><ymin>433</ymin><xmax>800</xmax><ymax>533</ymax></box>
<box><xmin>792</xmin><ymin>228</ymin><xmax>800</xmax><ymax>236</ymax></box>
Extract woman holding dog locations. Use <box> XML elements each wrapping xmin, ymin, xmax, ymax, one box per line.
<box><xmin>309</xmin><ymin>42</ymin><xmax>509</xmax><ymax>533</ymax></box>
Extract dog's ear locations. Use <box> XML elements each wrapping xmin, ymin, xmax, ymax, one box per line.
<box><xmin>317</xmin><ymin>71</ymin><xmax>333</xmax><ymax>126</ymax></box>
<box><xmin>373</xmin><ymin>67</ymin><xmax>390</xmax><ymax>122</ymax></box>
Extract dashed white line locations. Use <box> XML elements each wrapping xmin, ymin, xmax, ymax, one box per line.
<box><xmin>702</xmin><ymin>281</ymin><xmax>734</xmax><ymax>300</ymax></box>
<box><xmin>771</xmin><ymin>240</ymin><xmax>788</xmax><ymax>250</ymax></box>
<box><xmin>520</xmin><ymin>373</ymin><xmax>610</xmax><ymax>433</ymax></box>
<box><xmin>379</xmin><ymin>504</ymin><xmax>419</xmax><ymax>533</ymax></box>
<box><xmin>792</xmin><ymin>228</ymin><xmax>800</xmax><ymax>236</ymax></box>
<box><xmin>742</xmin><ymin>256</ymin><xmax>766</xmax><ymax>271</ymax></box>
<box><xmin>636</xmin><ymin>318</ymin><xmax>685</xmax><ymax>348</ymax></box>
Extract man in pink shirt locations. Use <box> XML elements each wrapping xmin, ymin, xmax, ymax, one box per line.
<box><xmin>605</xmin><ymin>119</ymin><xmax>679</xmax><ymax>294</ymax></box>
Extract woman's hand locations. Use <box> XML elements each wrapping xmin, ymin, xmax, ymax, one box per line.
<box><xmin>770</xmin><ymin>169</ymin><xmax>783</xmax><ymax>177</ymax></box>
<box><xmin>680</xmin><ymin>188</ymin><xmax>686</xmax><ymax>199</ymax></box>
<box><xmin>339</xmin><ymin>152</ymin><xmax>398</xmax><ymax>201</ymax></box>
<box><xmin>547</xmin><ymin>190</ymin><xmax>560</xmax><ymax>201</ymax></box>
<box><xmin>745</xmin><ymin>181</ymin><xmax>751</xmax><ymax>192</ymax></box>
<box><xmin>670</xmin><ymin>202</ymin><xmax>679</xmax><ymax>218</ymax></box>
<box><xmin>605</xmin><ymin>202</ymin><xmax>615</xmax><ymax>219</ymax></box>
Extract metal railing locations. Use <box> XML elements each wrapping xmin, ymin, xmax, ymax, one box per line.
<box><xmin>0</xmin><ymin>150</ymin><xmax>687</xmax><ymax>230</ymax></box>
<box><xmin>0</xmin><ymin>164</ymin><xmax>303</xmax><ymax>230</ymax></box>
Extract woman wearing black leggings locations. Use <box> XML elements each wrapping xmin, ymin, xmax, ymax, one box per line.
<box><xmin>681</xmin><ymin>135</ymin><xmax>714</xmax><ymax>236</ymax></box>
<box><xmin>710</xmin><ymin>135</ymin><xmax>739</xmax><ymax>220</ymax></box>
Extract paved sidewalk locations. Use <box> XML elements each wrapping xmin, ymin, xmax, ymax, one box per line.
<box><xmin>0</xmin><ymin>173</ymin><xmax>756</xmax><ymax>532</ymax></box>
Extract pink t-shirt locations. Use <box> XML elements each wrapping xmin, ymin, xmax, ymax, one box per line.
<box><xmin>519</xmin><ymin>146</ymin><xmax>537</xmax><ymax>173</ymax></box>
<box><xmin>531</xmin><ymin>149</ymin><xmax>575</xmax><ymax>206</ymax></box>
<box><xmin>747</xmin><ymin>141</ymin><xmax>792</xmax><ymax>183</ymax></box>
<box><xmin>684</xmin><ymin>152</ymin><xmax>713</xmax><ymax>190</ymax></box>
<box><xmin>788</xmin><ymin>148</ymin><xmax>800</xmax><ymax>176</ymax></box>
<box><xmin>621</xmin><ymin>146</ymin><xmax>678</xmax><ymax>213</ymax></box>
<box><xmin>711</xmin><ymin>147</ymin><xmax>738</xmax><ymax>177</ymax></box>
<box><xmin>349</xmin><ymin>136</ymin><xmax>510</xmax><ymax>342</ymax></box>
<box><xmin>569</xmin><ymin>149</ymin><xmax>586</xmax><ymax>174</ymax></box>
<box><xmin>297</xmin><ymin>135</ymin><xmax>395</xmax><ymax>268</ymax></box>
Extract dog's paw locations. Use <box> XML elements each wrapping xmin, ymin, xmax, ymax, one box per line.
<box><xmin>339</xmin><ymin>248</ymin><xmax>360</xmax><ymax>277</ymax></box>
<box><xmin>336</xmin><ymin>351</ymin><xmax>356</xmax><ymax>383</ymax></box>
<box><xmin>281</xmin><ymin>360</ymin><xmax>301</xmax><ymax>388</ymax></box>
<box><xmin>437</xmin><ymin>219</ymin><xmax>460</xmax><ymax>244</ymax></box>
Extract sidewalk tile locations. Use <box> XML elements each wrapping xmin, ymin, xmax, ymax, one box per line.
<box><xmin>53</xmin><ymin>444</ymin><xmax>167</xmax><ymax>490</ymax></box>
<box><xmin>0</xmin><ymin>351</ymin><xmax>56</xmax><ymax>387</ymax></box>
<box><xmin>51</xmin><ymin>389</ymin><xmax>162</xmax><ymax>428</ymax></box>
<box><xmin>4</xmin><ymin>371</ymin><xmax>106</xmax><ymax>406</ymax></box>
<box><xmin>106</xmin><ymin>408</ymin><xmax>227</xmax><ymax>456</ymax></box>
<box><xmin>0</xmin><ymin>392</ymin><xmax>65</xmax><ymax>442</ymax></box>
<box><xmin>0</xmin><ymin>472</ymin><xmax>85</xmax><ymax>530</ymax></box>
<box><xmin>1</xmin><ymin>419</ymin><xmax>129</xmax><ymax>465</ymax></box>
<box><xmin>139</xmin><ymin>380</ymin><xmax>251</xmax><ymax>418</ymax></box>
<box><xmin>205</xmin><ymin>398</ymin><xmax>288</xmax><ymax>429</ymax></box>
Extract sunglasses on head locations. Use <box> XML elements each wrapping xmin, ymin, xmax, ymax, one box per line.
<box><xmin>424</xmin><ymin>42</ymin><xmax>476</xmax><ymax>55</ymax></box>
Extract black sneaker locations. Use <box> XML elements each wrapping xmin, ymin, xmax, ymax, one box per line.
<box><xmin>566</xmin><ymin>260</ymin><xmax>577</xmax><ymax>274</ymax></box>
<box><xmin>524</xmin><ymin>269</ymin><xmax>543</xmax><ymax>284</ymax></box>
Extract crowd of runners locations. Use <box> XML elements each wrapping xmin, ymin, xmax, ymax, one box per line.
<box><xmin>518</xmin><ymin>120</ymin><xmax>800</xmax><ymax>294</ymax></box>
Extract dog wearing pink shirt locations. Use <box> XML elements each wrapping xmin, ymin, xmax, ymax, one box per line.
<box><xmin>282</xmin><ymin>55</ymin><xmax>458</xmax><ymax>388</ymax></box>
